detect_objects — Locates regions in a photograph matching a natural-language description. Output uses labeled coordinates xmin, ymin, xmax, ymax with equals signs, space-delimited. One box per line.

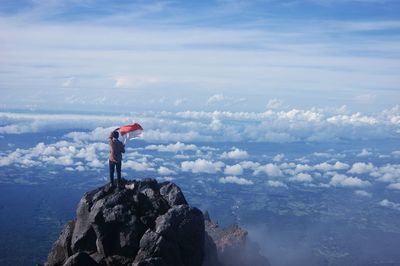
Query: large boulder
xmin=45 ymin=178 xmax=269 ymax=266
xmin=45 ymin=179 xmax=203 ymax=266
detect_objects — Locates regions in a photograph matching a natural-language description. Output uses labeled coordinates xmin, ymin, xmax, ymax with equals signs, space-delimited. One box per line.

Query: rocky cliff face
xmin=44 ymin=178 xmax=269 ymax=266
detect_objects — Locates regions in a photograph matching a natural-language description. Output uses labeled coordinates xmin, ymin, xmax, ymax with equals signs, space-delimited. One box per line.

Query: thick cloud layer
xmin=2 ymin=135 xmax=399 ymax=195
xmin=1 ymin=107 xmax=399 ymax=143
xmin=1 ymin=109 xmax=400 ymax=197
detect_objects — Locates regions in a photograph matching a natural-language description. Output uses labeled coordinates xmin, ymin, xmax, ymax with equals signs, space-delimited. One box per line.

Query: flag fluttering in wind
xmin=119 ymin=123 xmax=143 ymax=144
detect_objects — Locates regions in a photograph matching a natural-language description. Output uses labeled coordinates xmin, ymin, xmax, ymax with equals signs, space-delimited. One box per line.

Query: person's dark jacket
xmin=109 ymin=133 xmax=125 ymax=162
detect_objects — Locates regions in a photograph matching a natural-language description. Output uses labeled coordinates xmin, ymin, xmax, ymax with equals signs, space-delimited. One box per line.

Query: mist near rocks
xmin=247 ymin=220 xmax=400 ymax=266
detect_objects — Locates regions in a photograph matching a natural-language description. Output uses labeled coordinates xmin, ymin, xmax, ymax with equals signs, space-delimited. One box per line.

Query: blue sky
xmin=1 ymin=0 xmax=400 ymax=113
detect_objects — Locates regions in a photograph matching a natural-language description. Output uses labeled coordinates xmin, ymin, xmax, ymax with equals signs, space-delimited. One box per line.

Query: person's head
xmin=112 ymin=131 xmax=119 ymax=139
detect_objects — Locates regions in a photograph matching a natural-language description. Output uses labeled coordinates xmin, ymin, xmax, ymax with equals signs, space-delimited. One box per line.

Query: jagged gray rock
xmin=44 ymin=178 xmax=269 ymax=266
xmin=205 ymin=220 xmax=270 ymax=266
xmin=62 ymin=252 xmax=98 ymax=266
xmin=45 ymin=179 xmax=203 ymax=266
xmin=47 ymin=220 xmax=75 ymax=266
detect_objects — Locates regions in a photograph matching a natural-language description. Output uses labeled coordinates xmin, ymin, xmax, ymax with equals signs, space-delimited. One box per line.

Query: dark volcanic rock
xmin=159 ymin=182 xmax=187 ymax=206
xmin=202 ymin=232 xmax=220 ymax=266
xmin=45 ymin=179 xmax=269 ymax=266
xmin=62 ymin=252 xmax=98 ymax=266
xmin=204 ymin=219 xmax=270 ymax=266
xmin=47 ymin=220 xmax=75 ymax=266
xmin=45 ymin=179 xmax=203 ymax=266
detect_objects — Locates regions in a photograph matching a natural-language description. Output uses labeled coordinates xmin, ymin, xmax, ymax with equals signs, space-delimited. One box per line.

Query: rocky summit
xmin=44 ymin=178 xmax=269 ymax=266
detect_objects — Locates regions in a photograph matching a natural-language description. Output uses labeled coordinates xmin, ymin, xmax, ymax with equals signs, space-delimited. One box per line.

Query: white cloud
xmin=254 ymin=163 xmax=283 ymax=177
xmin=210 ymin=116 xmax=222 ymax=131
xmin=181 ymin=159 xmax=224 ymax=174
xmin=207 ymin=94 xmax=224 ymax=105
xmin=173 ymin=154 xmax=190 ymax=159
xmin=76 ymin=165 xmax=85 ymax=171
xmin=273 ymin=153 xmax=285 ymax=162
xmin=262 ymin=132 xmax=295 ymax=143
xmin=124 ymin=160 xmax=155 ymax=171
xmin=294 ymin=164 xmax=314 ymax=173
xmin=313 ymin=152 xmax=331 ymax=158
xmin=157 ymin=176 xmax=175 ymax=182
xmin=329 ymin=173 xmax=371 ymax=187
xmin=14 ymin=177 xmax=38 ymax=185
xmin=371 ymin=164 xmax=400 ymax=183
xmin=145 ymin=142 xmax=198 ymax=153
xmin=314 ymin=161 xmax=349 ymax=172
xmin=1 ymin=108 xmax=400 ymax=144
xmin=357 ymin=148 xmax=372 ymax=157
xmin=280 ymin=162 xmax=297 ymax=169
xmin=354 ymin=190 xmax=372 ymax=197
xmin=266 ymin=99 xmax=283 ymax=109
xmin=348 ymin=162 xmax=375 ymax=174
xmin=354 ymin=93 xmax=376 ymax=104
xmin=88 ymin=158 xmax=103 ymax=168
xmin=219 ymin=176 xmax=253 ymax=185
xmin=0 ymin=112 xmax=133 ymax=135
xmin=387 ymin=183 xmax=400 ymax=190
xmin=142 ymin=130 xmax=209 ymax=142
xmin=113 ymin=75 xmax=159 ymax=89
xmin=333 ymin=161 xmax=350 ymax=170
xmin=327 ymin=113 xmax=378 ymax=126
xmin=289 ymin=173 xmax=313 ymax=182
xmin=224 ymin=164 xmax=244 ymax=175
xmin=379 ymin=199 xmax=400 ymax=211
xmin=221 ymin=147 xmax=249 ymax=159
xmin=0 ymin=140 xmax=109 ymax=170
xmin=158 ymin=166 xmax=176 ymax=175
xmin=66 ymin=127 xmax=116 ymax=142
xmin=1 ymin=0 xmax=400 ymax=115
xmin=267 ymin=180 xmax=288 ymax=188
xmin=62 ymin=77 xmax=76 ymax=88
xmin=174 ymin=98 xmax=187 ymax=106
xmin=239 ymin=161 xmax=260 ymax=170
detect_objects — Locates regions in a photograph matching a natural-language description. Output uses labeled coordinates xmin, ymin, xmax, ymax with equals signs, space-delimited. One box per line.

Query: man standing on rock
xmin=109 ymin=129 xmax=125 ymax=188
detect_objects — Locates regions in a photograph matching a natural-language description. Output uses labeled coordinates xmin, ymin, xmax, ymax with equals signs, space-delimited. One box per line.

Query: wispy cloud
xmin=266 ymin=99 xmax=283 ymax=110
xmin=379 ymin=199 xmax=400 ymax=211
xmin=207 ymin=94 xmax=225 ymax=105
xmin=1 ymin=1 xmax=399 ymax=111
xmin=145 ymin=142 xmax=198 ymax=153
xmin=113 ymin=75 xmax=159 ymax=89
xmin=354 ymin=190 xmax=372 ymax=197
xmin=267 ymin=180 xmax=288 ymax=188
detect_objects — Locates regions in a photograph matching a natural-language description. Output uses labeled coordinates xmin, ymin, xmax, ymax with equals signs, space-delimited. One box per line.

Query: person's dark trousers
xmin=109 ymin=160 xmax=122 ymax=187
